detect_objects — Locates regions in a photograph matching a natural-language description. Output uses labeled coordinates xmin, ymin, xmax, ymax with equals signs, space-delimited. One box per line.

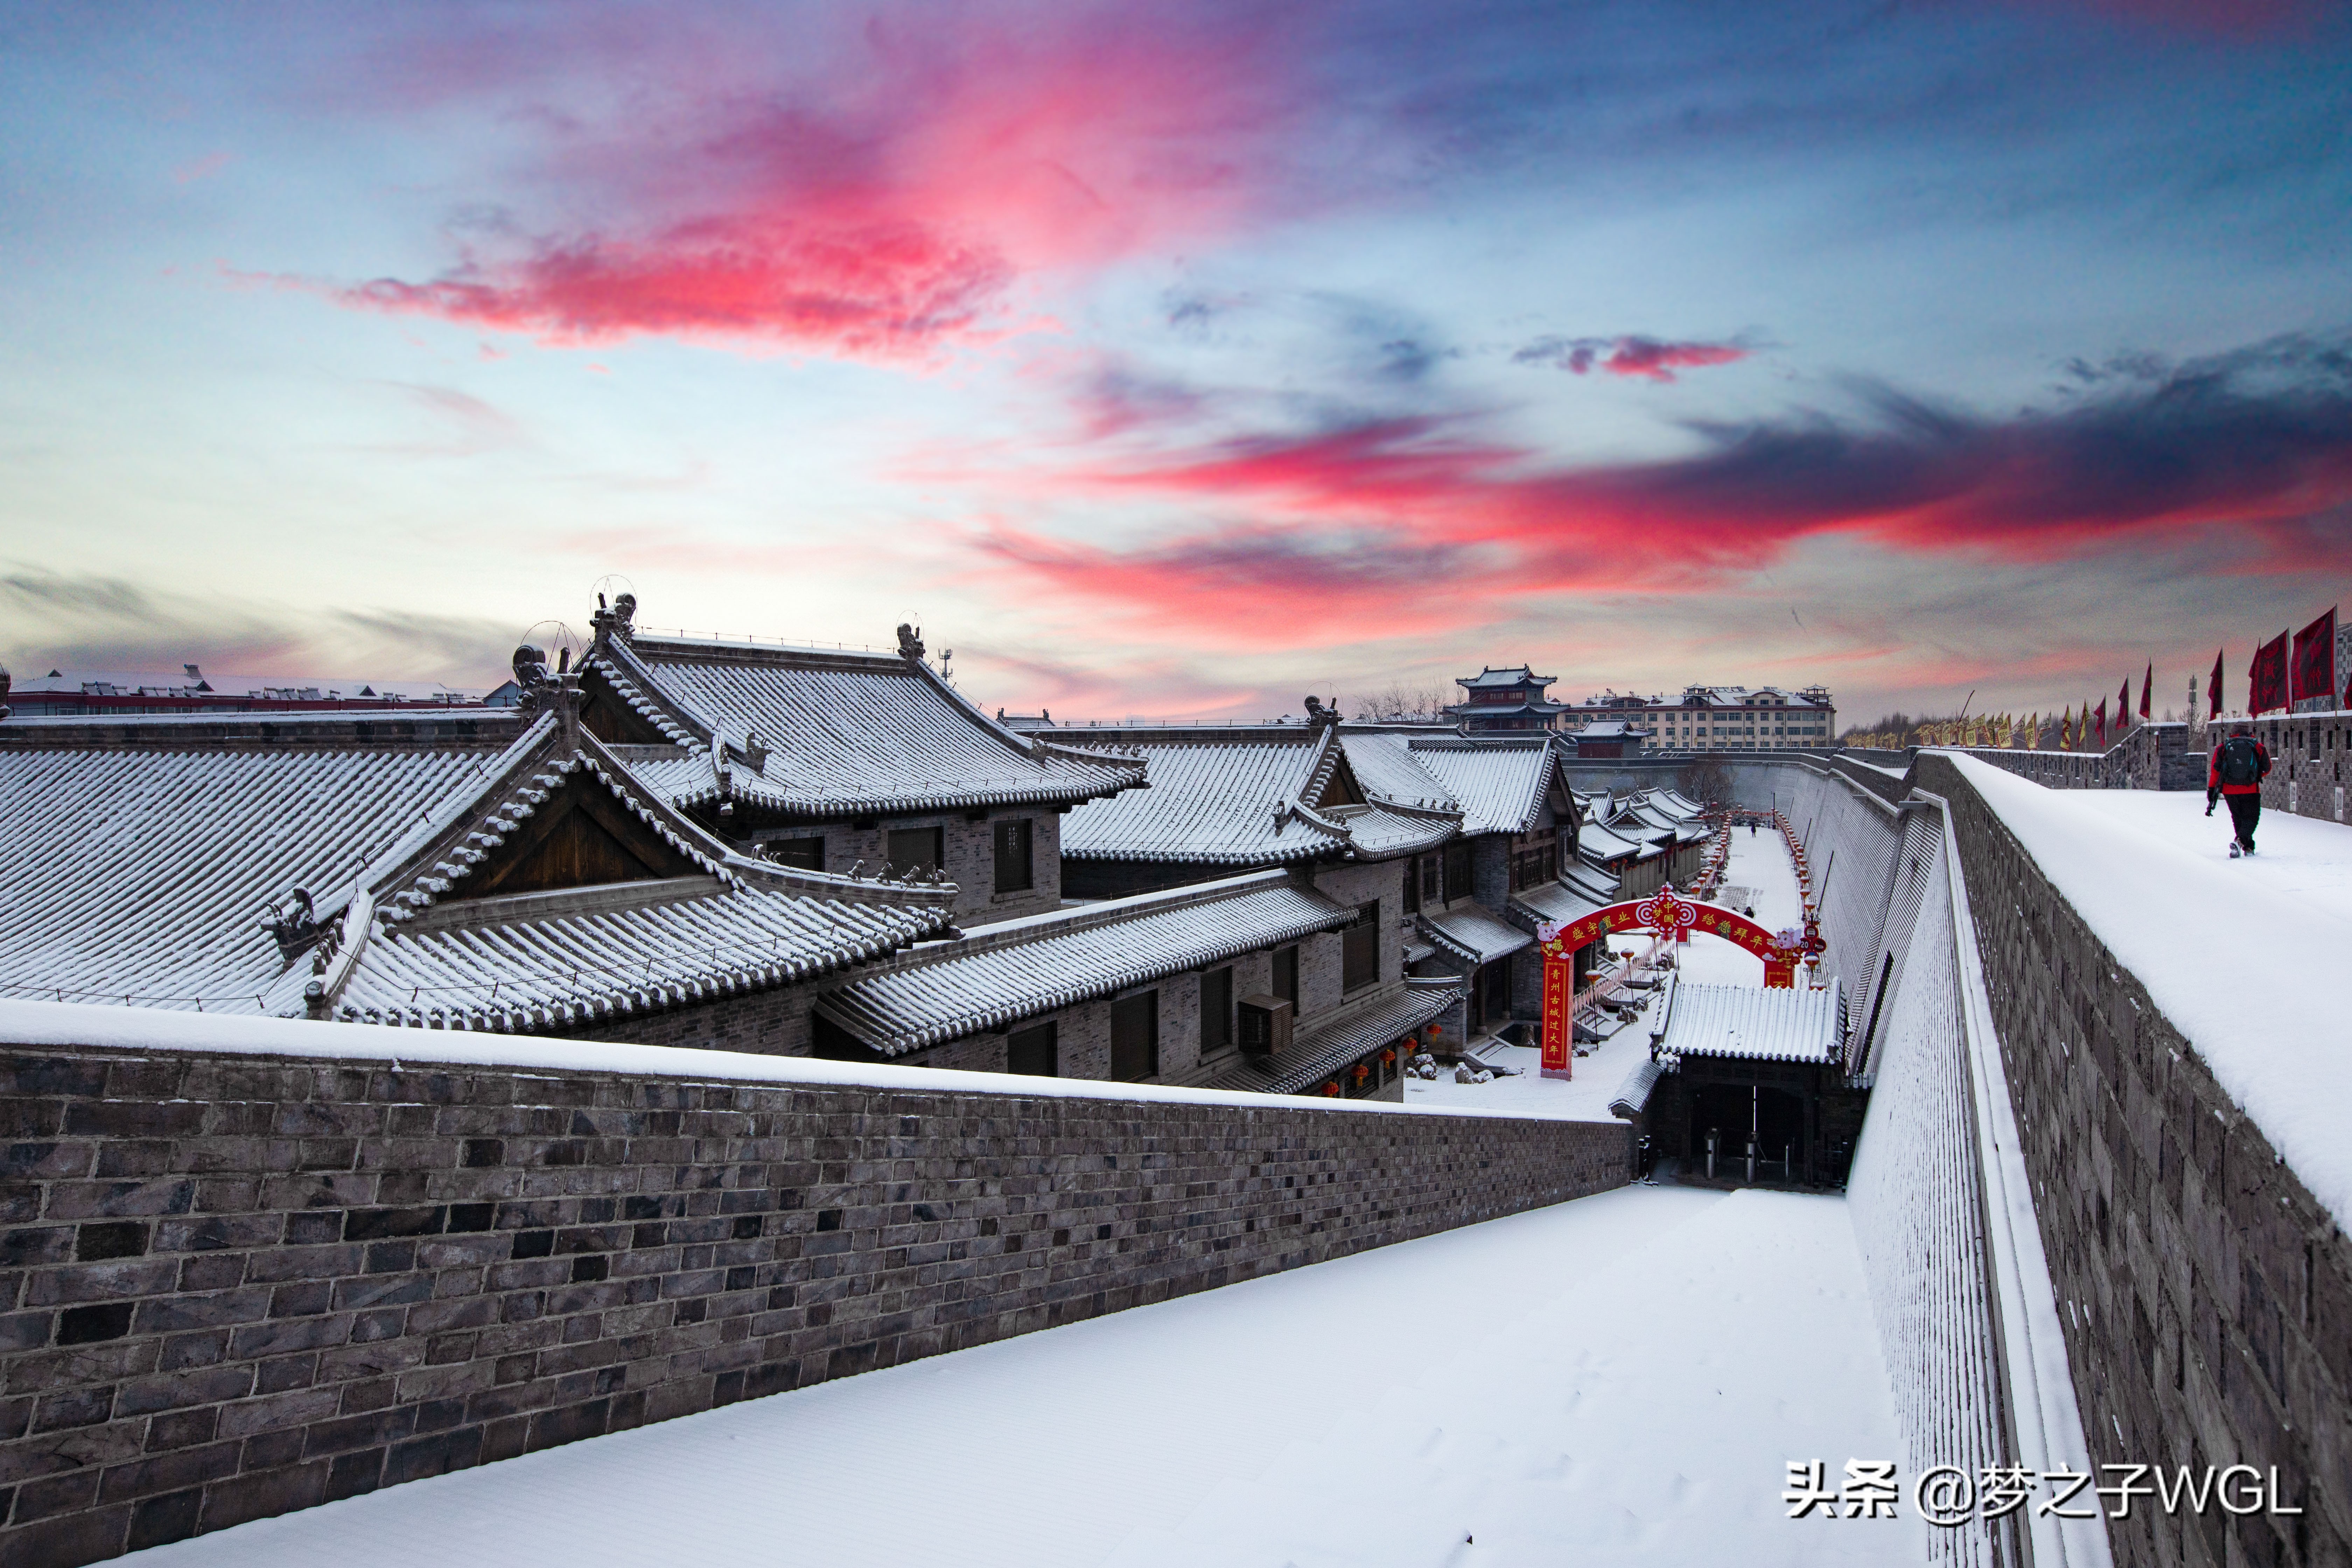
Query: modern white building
xmin=1564 ymin=684 xmax=1837 ymax=751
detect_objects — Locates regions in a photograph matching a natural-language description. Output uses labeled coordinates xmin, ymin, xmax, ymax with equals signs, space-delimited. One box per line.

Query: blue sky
xmin=4 ymin=0 xmax=2348 ymax=724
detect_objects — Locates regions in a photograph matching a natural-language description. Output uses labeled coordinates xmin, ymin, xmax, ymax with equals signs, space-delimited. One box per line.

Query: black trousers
xmin=2225 ymin=791 xmax=2262 ymax=850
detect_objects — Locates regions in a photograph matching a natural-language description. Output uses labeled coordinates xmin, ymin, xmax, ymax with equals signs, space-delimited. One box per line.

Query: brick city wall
xmin=2241 ymin=710 xmax=2352 ymax=825
xmin=0 ymin=1041 xmax=1628 ymax=1565
xmin=1921 ymin=755 xmax=2351 ymax=1568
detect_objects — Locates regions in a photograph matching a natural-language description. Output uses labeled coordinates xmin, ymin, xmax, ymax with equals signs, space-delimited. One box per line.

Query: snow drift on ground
xmin=141 ymin=1186 xmax=1918 ymax=1568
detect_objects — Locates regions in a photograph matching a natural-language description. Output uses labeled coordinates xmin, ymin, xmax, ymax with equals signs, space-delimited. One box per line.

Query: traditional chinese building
xmin=0 ymin=683 xmax=955 ymax=1053
xmin=1609 ymin=978 xmax=1863 ymax=1187
xmin=573 ymin=595 xmax=1145 ymax=924
xmin=1441 ymin=666 xmax=1570 ymax=734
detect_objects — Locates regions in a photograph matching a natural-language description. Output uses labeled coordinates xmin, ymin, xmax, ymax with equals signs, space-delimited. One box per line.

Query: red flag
xmin=2209 ymin=649 xmax=2223 ymax=719
xmin=2118 ymin=678 xmax=2131 ymax=731
xmin=2291 ymin=607 xmax=2337 ymax=705
xmin=2094 ymin=696 xmax=2107 ymax=749
xmin=2139 ymin=663 xmax=2151 ymax=720
xmin=2249 ymin=630 xmax=2290 ymax=715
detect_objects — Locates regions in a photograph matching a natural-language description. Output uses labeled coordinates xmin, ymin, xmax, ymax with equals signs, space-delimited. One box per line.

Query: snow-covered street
xmin=1402 ymin=818 xmax=1808 ymax=1121
xmin=140 ymin=1186 xmax=1915 ymax=1568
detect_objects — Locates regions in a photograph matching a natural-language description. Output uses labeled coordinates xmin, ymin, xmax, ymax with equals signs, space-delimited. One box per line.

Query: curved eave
xmin=1057 ymin=840 xmax=1340 ymax=865
xmin=814 ymin=908 xmax=1356 ymax=1057
xmin=336 ymin=906 xmax=952 ymax=1034
xmin=727 ymin=774 xmax=1141 ymax=819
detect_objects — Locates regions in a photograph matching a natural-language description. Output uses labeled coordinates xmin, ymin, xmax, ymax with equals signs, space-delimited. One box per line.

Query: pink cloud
xmin=318 ymin=13 xmax=1290 ymax=361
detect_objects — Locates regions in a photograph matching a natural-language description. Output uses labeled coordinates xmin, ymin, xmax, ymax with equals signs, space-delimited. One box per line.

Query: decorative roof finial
xmin=0 ymin=662 xmax=10 ymax=721
xmin=896 ymin=623 xmax=925 ymax=662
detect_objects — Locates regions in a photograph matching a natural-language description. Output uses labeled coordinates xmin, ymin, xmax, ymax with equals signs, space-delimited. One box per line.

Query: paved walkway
xmin=146 ymin=1187 xmax=1916 ymax=1568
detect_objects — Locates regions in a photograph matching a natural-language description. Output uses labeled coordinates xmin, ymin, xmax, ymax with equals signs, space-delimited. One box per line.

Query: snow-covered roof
xmin=1200 ymin=976 xmax=1462 ymax=1095
xmin=1610 ymin=1057 xmax=1665 ymax=1118
xmin=1420 ymin=905 xmax=1534 ymax=966
xmin=1508 ymin=879 xmax=1611 ymax=933
xmin=1576 ymin=820 xmax=1650 ymax=864
xmin=1457 ymin=666 xmax=1555 ymax=690
xmin=1561 ymin=861 xmax=1624 ymax=904
xmin=0 ymin=743 xmax=490 ymax=1010
xmin=1652 ymin=978 xmax=1844 ymax=1063
xmin=1061 ymin=725 xmax=1454 ymax=865
xmin=584 ymin=627 xmax=1143 ymax=818
xmin=812 ymin=870 xmax=1353 ymax=1056
xmin=1339 ymin=732 xmax=1460 ymax=813
xmin=1407 ymin=739 xmax=1565 ymax=836
xmin=0 ymin=705 xmax=956 ymax=1030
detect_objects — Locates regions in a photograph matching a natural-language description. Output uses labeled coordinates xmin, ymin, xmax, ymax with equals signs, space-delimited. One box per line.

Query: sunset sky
xmin=5 ymin=0 xmax=2349 ymax=726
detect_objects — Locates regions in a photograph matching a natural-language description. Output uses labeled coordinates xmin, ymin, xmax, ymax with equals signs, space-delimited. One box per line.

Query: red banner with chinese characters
xmin=1540 ymin=938 xmax=1571 ymax=1076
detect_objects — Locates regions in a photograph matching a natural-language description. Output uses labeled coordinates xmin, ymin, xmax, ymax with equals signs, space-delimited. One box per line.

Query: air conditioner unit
xmin=1237 ymin=995 xmax=1293 ymax=1055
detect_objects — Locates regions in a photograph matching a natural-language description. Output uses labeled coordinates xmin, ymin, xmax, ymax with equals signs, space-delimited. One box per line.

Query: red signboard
xmin=1539 ymin=937 xmax=1571 ymax=1077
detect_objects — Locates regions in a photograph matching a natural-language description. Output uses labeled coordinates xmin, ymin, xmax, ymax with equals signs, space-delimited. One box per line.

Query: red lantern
xmin=1323 ymin=1082 xmax=1340 ymax=1096
xmin=1380 ymin=1048 xmax=1396 ymax=1064
xmin=1352 ymin=1062 xmax=1370 ymax=1081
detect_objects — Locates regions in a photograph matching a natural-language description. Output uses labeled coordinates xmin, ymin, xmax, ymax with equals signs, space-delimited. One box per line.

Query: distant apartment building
xmin=1619 ymin=685 xmax=1837 ymax=750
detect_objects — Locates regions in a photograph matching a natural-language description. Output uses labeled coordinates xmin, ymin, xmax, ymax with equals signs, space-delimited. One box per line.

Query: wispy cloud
xmin=1513 ymin=334 xmax=1751 ymax=382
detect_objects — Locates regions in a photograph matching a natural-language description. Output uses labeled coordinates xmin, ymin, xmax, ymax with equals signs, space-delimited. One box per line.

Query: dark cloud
xmin=0 ymin=571 xmax=514 ymax=687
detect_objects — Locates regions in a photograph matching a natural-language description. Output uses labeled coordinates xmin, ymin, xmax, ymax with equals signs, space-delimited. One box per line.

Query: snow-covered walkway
xmin=146 ymin=1187 xmax=1916 ymax=1568
xmin=1951 ymin=762 xmax=2352 ymax=1231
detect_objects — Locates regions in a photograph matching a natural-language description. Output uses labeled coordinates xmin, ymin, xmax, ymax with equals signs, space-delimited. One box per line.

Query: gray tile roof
xmin=1650 ymin=977 xmax=1844 ymax=1063
xmin=1610 ymin=1058 xmax=1665 ymax=1118
xmin=1061 ymin=726 xmax=1454 ymax=865
xmin=1507 ymin=878 xmax=1612 ymax=933
xmin=1576 ymin=820 xmax=1650 ymax=863
xmin=589 ymin=631 xmax=1143 ymax=818
xmin=0 ymin=743 xmax=489 ymax=1011
xmin=1419 ymin=905 xmax=1534 ymax=966
xmin=1200 ymin=976 xmax=1461 ymax=1095
xmin=322 ymin=722 xmax=955 ymax=1030
xmin=0 ymin=713 xmax=956 ymax=1030
xmin=812 ymin=870 xmax=1355 ymax=1056
xmin=1406 ymin=739 xmax=1562 ymax=835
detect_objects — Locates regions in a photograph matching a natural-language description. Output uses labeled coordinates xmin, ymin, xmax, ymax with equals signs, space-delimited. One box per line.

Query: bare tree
xmin=1676 ymin=755 xmax=1734 ymax=805
xmin=1348 ymin=680 xmax=1454 ymax=723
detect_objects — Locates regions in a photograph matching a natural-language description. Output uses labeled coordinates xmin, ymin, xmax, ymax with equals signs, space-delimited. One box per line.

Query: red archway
xmin=1534 ymin=886 xmax=1821 ymax=1076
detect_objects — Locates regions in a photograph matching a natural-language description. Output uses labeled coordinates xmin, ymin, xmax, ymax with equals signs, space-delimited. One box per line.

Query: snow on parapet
xmin=0 ymin=999 xmax=1554 ymax=1123
xmin=1951 ymin=754 xmax=2352 ymax=1230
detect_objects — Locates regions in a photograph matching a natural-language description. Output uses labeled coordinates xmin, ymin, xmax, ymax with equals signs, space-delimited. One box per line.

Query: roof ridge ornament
xmin=591 ymin=589 xmax=638 ymax=643
xmin=896 ymin=623 xmax=925 ymax=662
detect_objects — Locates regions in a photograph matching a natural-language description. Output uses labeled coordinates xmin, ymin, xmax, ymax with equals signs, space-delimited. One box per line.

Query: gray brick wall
xmin=0 ymin=1043 xmax=1628 ymax=1566
xmin=1921 ymin=755 xmax=2351 ymax=1568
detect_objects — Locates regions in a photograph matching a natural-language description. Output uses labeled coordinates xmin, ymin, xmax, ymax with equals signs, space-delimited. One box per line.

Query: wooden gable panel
xmin=1314 ymin=747 xmax=1368 ymax=810
xmin=578 ymin=667 xmax=683 ymax=746
xmin=467 ymin=777 xmax=702 ymax=899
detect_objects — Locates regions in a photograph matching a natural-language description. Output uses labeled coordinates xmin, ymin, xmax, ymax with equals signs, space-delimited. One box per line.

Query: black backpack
xmin=2219 ymin=736 xmax=2263 ymax=786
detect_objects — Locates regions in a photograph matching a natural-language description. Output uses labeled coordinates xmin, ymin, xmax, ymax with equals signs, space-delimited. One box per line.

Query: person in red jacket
xmin=2207 ymin=722 xmax=2272 ymax=856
